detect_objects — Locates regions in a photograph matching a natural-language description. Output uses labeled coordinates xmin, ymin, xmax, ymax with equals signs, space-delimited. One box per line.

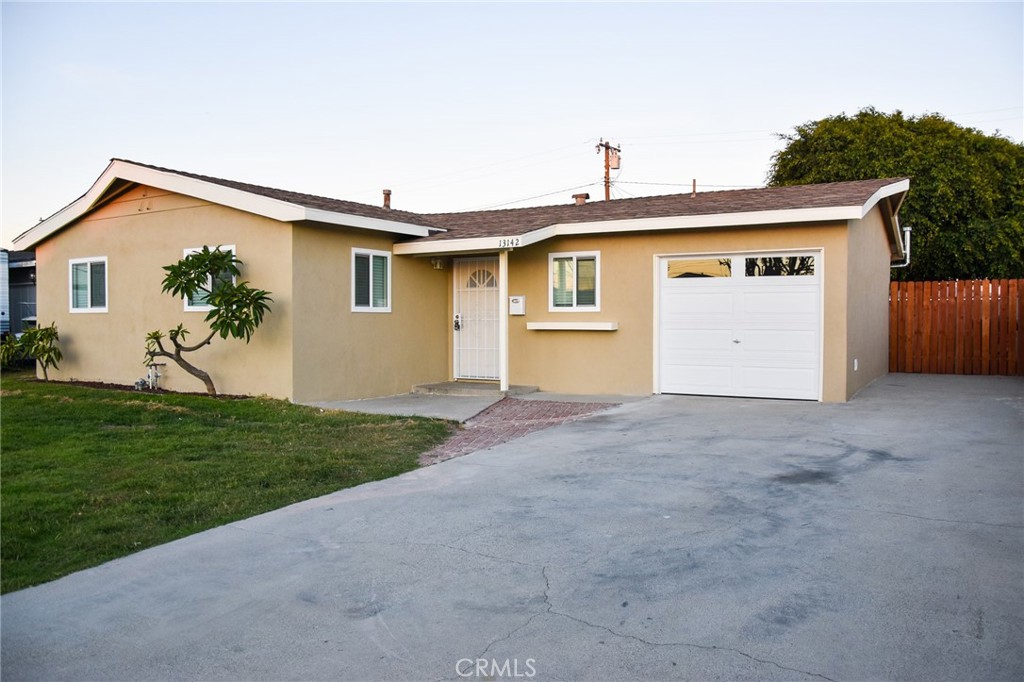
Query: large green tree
xmin=768 ymin=107 xmax=1024 ymax=280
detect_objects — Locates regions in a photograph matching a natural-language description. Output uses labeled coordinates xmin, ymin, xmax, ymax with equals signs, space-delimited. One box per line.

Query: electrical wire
xmin=617 ymin=180 xmax=763 ymax=189
xmin=466 ymin=180 xmax=602 ymax=211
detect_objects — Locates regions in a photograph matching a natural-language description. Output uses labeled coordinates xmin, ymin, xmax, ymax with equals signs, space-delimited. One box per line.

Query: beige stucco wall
xmin=289 ymin=224 xmax=449 ymax=402
xmin=505 ymin=223 xmax=854 ymax=400
xmin=34 ymin=185 xmax=295 ymax=398
xmin=844 ymin=207 xmax=894 ymax=398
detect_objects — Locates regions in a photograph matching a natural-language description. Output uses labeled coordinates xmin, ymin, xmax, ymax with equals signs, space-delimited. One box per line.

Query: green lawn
xmin=0 ymin=370 xmax=452 ymax=593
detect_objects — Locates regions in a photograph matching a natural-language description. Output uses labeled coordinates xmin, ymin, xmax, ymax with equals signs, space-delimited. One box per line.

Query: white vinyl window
xmin=549 ymin=251 xmax=600 ymax=312
xmin=69 ymin=257 xmax=108 ymax=313
xmin=352 ymin=248 xmax=391 ymax=312
xmin=183 ymin=245 xmax=235 ymax=311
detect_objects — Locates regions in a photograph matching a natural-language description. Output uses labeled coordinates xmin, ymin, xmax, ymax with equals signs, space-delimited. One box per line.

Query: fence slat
xmin=889 ymin=279 xmax=1024 ymax=376
xmin=889 ymin=282 xmax=899 ymax=373
xmin=1011 ymin=278 xmax=1019 ymax=376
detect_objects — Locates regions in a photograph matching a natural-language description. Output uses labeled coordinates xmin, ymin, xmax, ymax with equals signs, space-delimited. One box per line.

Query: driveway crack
xmin=474 ymin=566 xmax=554 ymax=659
xmin=835 ymin=505 xmax=1023 ymax=529
xmin=542 ymin=570 xmax=835 ymax=682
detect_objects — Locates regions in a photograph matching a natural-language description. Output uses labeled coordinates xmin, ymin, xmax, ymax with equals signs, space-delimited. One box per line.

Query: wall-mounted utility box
xmin=509 ymin=296 xmax=526 ymax=316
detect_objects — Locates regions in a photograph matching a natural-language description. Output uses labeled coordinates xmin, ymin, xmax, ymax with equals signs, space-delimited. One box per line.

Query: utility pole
xmin=595 ymin=139 xmax=621 ymax=201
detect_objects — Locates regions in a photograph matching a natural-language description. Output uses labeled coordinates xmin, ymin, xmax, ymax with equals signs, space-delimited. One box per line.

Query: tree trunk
xmin=148 ymin=331 xmax=218 ymax=396
xmin=170 ymin=355 xmax=217 ymax=396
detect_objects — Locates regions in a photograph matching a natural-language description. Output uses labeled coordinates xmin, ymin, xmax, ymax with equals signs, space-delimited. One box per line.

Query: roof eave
xmin=12 ymin=159 xmax=436 ymax=248
xmin=395 ymin=205 xmax=867 ymax=256
xmin=395 ymin=178 xmax=912 ymax=256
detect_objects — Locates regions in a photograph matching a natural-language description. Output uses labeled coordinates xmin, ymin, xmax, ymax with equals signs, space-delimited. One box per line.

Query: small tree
xmin=1 ymin=323 xmax=63 ymax=380
xmin=145 ymin=247 xmax=272 ymax=396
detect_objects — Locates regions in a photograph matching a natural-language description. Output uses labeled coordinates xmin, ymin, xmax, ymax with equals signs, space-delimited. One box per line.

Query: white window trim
xmin=183 ymin=245 xmax=236 ymax=312
xmin=68 ymin=256 xmax=108 ymax=313
xmin=548 ymin=251 xmax=600 ymax=312
xmin=351 ymin=248 xmax=392 ymax=313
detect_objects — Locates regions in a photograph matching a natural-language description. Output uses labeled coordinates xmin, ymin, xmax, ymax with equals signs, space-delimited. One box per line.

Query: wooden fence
xmin=889 ymin=279 xmax=1024 ymax=375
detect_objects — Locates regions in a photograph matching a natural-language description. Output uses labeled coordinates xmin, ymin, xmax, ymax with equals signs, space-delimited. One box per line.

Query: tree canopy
xmin=768 ymin=107 xmax=1024 ymax=280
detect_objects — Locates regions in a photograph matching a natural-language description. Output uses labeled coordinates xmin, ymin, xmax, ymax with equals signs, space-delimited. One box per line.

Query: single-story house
xmin=12 ymin=159 xmax=909 ymax=402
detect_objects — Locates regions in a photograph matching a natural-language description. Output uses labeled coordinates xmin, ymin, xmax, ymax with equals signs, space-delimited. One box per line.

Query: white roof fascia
xmin=13 ymin=159 xmax=435 ymax=248
xmin=395 ymin=206 xmax=869 ymax=256
xmin=394 ymin=181 xmax=910 ymax=256
xmin=858 ymin=179 xmax=909 ymax=219
xmin=548 ymin=205 xmax=864 ymax=237
xmin=302 ymin=208 xmax=433 ymax=237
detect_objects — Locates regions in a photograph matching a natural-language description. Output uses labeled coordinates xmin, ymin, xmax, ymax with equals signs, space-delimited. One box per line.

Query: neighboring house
xmin=0 ymin=249 xmax=37 ymax=336
xmin=12 ymin=159 xmax=909 ymax=402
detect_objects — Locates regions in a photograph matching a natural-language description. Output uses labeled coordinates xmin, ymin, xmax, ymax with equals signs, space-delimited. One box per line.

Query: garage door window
xmin=667 ymin=257 xmax=732 ymax=279
xmin=745 ymin=256 xmax=815 ymax=277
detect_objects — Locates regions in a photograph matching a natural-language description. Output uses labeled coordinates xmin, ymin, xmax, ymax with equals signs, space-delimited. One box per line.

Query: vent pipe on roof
xmin=573 ymin=193 xmax=590 ymax=206
xmin=383 ymin=189 xmax=392 ymax=209
xmin=691 ymin=179 xmax=697 ymax=198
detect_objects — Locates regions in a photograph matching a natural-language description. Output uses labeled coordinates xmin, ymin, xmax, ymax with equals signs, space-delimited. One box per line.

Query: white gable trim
xmin=393 ymin=179 xmax=910 ymax=256
xmin=13 ymin=160 xmax=436 ymax=248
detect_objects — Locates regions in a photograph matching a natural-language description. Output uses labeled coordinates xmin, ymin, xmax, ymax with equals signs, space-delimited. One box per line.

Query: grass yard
xmin=0 ymin=370 xmax=453 ymax=594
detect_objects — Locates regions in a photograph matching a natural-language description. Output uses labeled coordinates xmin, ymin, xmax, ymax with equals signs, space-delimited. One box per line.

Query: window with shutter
xmin=548 ymin=252 xmax=600 ymax=311
xmin=69 ymin=257 xmax=108 ymax=313
xmin=352 ymin=249 xmax=391 ymax=312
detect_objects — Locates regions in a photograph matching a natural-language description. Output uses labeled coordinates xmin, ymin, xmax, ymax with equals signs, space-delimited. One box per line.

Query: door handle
xmin=454 ymin=314 xmax=462 ymax=331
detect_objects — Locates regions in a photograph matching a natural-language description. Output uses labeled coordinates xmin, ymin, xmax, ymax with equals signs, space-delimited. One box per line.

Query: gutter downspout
xmin=891 ymin=225 xmax=912 ymax=268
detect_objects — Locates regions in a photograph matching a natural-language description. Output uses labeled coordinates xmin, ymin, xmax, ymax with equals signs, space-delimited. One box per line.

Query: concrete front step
xmin=412 ymin=381 xmax=539 ymax=397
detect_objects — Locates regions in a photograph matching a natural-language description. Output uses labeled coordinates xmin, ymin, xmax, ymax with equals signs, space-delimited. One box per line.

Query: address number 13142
xmin=497 ymin=237 xmax=522 ymax=248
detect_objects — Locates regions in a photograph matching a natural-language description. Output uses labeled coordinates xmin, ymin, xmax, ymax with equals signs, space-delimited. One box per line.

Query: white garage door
xmin=659 ymin=252 xmax=821 ymax=400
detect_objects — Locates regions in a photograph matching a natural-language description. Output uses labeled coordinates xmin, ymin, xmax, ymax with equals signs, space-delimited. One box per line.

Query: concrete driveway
xmin=2 ymin=375 xmax=1022 ymax=681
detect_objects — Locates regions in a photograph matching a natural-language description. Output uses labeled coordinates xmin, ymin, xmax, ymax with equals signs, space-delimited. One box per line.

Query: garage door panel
xmin=661 ymin=329 xmax=735 ymax=353
xmin=662 ymin=290 xmax=735 ymax=315
xmin=741 ymin=329 xmax=818 ymax=353
xmin=740 ymin=289 xmax=818 ymax=315
xmin=739 ymin=366 xmax=818 ymax=399
xmin=662 ymin=362 xmax=735 ymax=393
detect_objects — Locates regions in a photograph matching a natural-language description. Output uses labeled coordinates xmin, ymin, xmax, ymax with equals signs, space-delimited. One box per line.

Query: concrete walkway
xmin=306 ymin=393 xmax=502 ymax=422
xmin=306 ymin=390 xmax=639 ymax=424
xmin=418 ymin=397 xmax=619 ymax=466
xmin=3 ymin=375 xmax=1022 ymax=681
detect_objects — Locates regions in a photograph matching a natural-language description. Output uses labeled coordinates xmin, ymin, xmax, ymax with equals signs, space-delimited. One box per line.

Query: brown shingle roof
xmin=112 ymin=160 xmax=905 ymax=241
xmin=418 ymin=178 xmax=908 ymax=241
xmin=113 ymin=159 xmax=444 ymax=230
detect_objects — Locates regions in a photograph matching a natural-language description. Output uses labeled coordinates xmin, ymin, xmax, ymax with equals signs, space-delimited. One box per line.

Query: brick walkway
xmin=419 ymin=397 xmax=617 ymax=466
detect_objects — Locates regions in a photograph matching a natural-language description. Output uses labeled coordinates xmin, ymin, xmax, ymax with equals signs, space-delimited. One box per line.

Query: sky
xmin=2 ymin=1 xmax=1022 ymax=248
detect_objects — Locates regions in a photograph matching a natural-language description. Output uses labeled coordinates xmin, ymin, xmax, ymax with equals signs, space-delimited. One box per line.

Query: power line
xmin=617 ymin=180 xmax=762 ymax=189
xmin=466 ymin=180 xmax=602 ymax=211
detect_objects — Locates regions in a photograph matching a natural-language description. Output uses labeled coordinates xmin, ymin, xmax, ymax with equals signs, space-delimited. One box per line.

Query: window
xmin=549 ymin=252 xmax=599 ymax=311
xmin=69 ymin=257 xmax=107 ymax=312
xmin=352 ymin=248 xmax=391 ymax=312
xmin=667 ymin=257 xmax=732 ymax=278
xmin=184 ymin=246 xmax=236 ymax=311
xmin=745 ymin=255 xmax=815 ymax=277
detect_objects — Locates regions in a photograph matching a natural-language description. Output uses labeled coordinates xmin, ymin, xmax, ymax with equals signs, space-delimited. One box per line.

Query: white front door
xmin=454 ymin=257 xmax=500 ymax=380
xmin=659 ymin=252 xmax=822 ymax=400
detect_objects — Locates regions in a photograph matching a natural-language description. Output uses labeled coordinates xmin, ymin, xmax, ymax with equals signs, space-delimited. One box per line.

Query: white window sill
xmin=526 ymin=322 xmax=618 ymax=331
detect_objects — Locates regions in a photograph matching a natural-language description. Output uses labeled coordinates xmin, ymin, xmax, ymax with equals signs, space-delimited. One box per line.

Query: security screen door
xmin=453 ymin=257 xmax=499 ymax=380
